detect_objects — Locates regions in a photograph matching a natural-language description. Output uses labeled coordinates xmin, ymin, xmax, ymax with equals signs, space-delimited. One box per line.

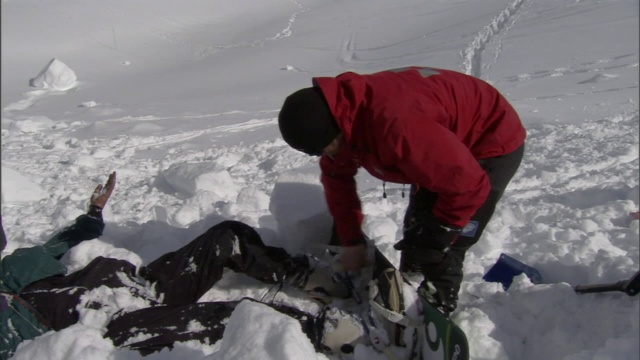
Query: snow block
xmin=158 ymin=162 xmax=239 ymax=200
xmin=483 ymin=253 xmax=542 ymax=290
xmin=269 ymin=167 xmax=333 ymax=253
xmin=218 ymin=300 xmax=318 ymax=359
xmin=1 ymin=166 xmax=47 ymax=204
xmin=29 ymin=58 xmax=78 ymax=91
xmin=9 ymin=116 xmax=56 ymax=133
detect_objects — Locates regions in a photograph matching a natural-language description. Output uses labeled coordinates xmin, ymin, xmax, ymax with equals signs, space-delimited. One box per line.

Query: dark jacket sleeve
xmin=0 ymin=214 xmax=104 ymax=293
xmin=41 ymin=213 xmax=104 ymax=259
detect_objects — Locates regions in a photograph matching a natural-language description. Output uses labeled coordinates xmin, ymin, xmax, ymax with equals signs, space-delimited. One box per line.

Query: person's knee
xmin=207 ymin=220 xmax=249 ymax=234
xmin=399 ymin=245 xmax=446 ymax=275
xmin=201 ymin=220 xmax=262 ymax=248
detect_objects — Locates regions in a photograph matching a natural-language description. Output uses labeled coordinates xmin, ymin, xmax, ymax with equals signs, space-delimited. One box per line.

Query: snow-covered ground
xmin=1 ymin=0 xmax=638 ymax=359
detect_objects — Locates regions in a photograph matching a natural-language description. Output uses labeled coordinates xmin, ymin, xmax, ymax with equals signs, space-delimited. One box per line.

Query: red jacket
xmin=314 ymin=67 xmax=526 ymax=246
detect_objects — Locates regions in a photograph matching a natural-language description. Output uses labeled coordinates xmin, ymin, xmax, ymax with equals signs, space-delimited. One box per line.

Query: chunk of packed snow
xmin=29 ymin=58 xmax=78 ymax=91
xmin=159 ymin=163 xmax=239 ymax=200
xmin=269 ymin=167 xmax=333 ymax=253
xmin=205 ymin=299 xmax=319 ymax=360
xmin=1 ymin=166 xmax=47 ymax=204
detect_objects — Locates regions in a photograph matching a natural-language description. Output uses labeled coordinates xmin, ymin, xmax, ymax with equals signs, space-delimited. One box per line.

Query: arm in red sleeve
xmin=319 ymin=154 xmax=365 ymax=246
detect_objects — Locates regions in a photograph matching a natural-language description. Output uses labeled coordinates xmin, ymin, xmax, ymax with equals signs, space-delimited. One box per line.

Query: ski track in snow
xmin=501 ymin=54 xmax=638 ymax=101
xmin=188 ymin=0 xmax=307 ymax=58
xmin=335 ymin=0 xmax=532 ymax=73
xmin=460 ymin=0 xmax=529 ymax=77
xmin=269 ymin=0 xmax=305 ymax=40
xmin=339 ymin=29 xmax=358 ymax=66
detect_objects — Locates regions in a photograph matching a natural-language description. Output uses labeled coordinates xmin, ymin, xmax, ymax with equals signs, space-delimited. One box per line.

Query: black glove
xmin=394 ymin=218 xmax=461 ymax=253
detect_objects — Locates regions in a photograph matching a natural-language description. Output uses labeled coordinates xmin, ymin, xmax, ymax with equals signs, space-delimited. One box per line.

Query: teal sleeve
xmin=1 ymin=246 xmax=66 ymax=293
xmin=0 ymin=214 xmax=104 ymax=293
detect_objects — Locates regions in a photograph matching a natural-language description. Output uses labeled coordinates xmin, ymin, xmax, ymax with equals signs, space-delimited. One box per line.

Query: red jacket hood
xmin=312 ymin=75 xmax=367 ymax=145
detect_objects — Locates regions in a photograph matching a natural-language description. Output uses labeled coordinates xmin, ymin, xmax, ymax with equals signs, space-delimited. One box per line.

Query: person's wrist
xmin=87 ymin=204 xmax=103 ymax=218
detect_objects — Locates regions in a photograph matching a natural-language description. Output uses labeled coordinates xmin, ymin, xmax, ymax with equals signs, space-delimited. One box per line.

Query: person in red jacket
xmin=278 ymin=66 xmax=526 ymax=316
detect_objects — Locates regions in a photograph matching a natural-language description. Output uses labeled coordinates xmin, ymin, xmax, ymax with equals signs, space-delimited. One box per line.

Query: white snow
xmin=1 ymin=0 xmax=638 ymax=359
xmin=1 ymin=167 xmax=47 ymax=204
xmin=207 ymin=300 xmax=322 ymax=360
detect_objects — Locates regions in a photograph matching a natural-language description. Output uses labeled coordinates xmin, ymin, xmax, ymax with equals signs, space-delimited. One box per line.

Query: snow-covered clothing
xmin=1 ymin=213 xmax=104 ymax=359
xmin=0 ymin=217 xmax=351 ymax=358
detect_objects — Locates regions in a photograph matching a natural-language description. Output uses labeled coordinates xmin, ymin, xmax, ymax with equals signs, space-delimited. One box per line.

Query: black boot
xmin=419 ymin=280 xmax=458 ymax=317
xmin=405 ymin=248 xmax=463 ymax=317
xmin=398 ymin=250 xmax=458 ymax=316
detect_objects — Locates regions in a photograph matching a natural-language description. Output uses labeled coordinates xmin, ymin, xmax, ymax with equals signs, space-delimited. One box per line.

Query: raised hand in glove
xmin=89 ymin=171 xmax=116 ymax=213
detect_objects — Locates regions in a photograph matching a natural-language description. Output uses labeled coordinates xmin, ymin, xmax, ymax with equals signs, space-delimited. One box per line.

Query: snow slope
xmin=1 ymin=0 xmax=638 ymax=359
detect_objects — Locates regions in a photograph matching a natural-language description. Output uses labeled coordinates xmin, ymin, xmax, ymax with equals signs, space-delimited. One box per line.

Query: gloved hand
xmin=86 ymin=171 xmax=116 ymax=218
xmin=394 ymin=218 xmax=461 ymax=253
xmin=89 ymin=171 xmax=116 ymax=210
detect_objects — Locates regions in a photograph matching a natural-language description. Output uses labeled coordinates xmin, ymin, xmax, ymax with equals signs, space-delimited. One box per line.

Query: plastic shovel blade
xmin=483 ymin=253 xmax=543 ymax=290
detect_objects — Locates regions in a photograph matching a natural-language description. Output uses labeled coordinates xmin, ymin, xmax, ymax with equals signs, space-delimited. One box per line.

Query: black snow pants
xmin=104 ymin=297 xmax=323 ymax=355
xmin=400 ymin=144 xmax=525 ymax=298
xmin=19 ymin=220 xmax=318 ymax=354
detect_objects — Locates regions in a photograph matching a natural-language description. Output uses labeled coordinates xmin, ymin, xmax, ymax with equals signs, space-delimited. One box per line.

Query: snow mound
xmin=1 ymin=166 xmax=47 ymax=204
xmin=9 ymin=116 xmax=56 ymax=133
xmin=29 ymin=58 xmax=78 ymax=91
xmin=62 ymin=239 xmax=144 ymax=273
xmin=206 ymin=299 xmax=318 ymax=360
xmin=158 ymin=162 xmax=239 ymax=200
xmin=12 ymin=325 xmax=114 ymax=360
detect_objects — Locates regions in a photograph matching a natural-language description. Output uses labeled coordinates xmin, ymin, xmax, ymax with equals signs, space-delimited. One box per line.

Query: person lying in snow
xmin=0 ymin=172 xmax=424 ymax=359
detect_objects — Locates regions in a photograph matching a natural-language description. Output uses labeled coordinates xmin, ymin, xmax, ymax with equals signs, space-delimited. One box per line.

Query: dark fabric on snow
xmin=20 ymin=257 xmax=140 ymax=331
xmin=3 ymin=219 xmax=314 ymax=358
xmin=139 ymin=220 xmax=299 ymax=306
xmin=106 ymin=297 xmax=323 ymax=355
xmin=1 ymin=214 xmax=104 ymax=294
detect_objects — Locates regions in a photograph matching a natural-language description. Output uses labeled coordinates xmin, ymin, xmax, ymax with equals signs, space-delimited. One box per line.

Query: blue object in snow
xmin=483 ymin=253 xmax=542 ymax=290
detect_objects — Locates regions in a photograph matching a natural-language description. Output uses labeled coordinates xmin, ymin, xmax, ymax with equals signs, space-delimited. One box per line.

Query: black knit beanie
xmin=278 ymin=87 xmax=341 ymax=155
